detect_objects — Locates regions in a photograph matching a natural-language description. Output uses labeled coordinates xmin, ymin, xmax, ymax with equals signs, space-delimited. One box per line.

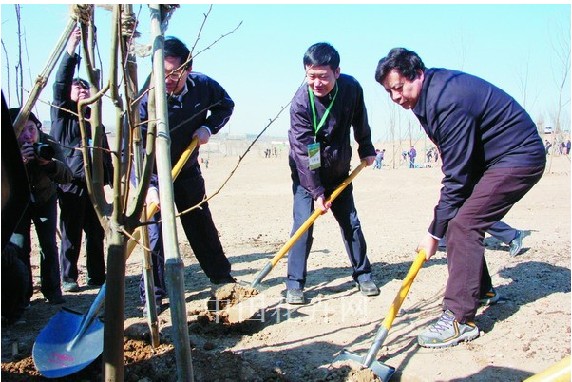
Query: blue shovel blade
xmin=32 ymin=308 xmax=104 ymax=378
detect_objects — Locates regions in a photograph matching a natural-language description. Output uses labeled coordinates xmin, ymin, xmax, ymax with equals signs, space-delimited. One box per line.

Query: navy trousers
xmin=487 ymin=221 xmax=518 ymax=244
xmin=1 ymin=242 xmax=30 ymax=321
xmin=14 ymin=193 xmax=62 ymax=300
xmin=444 ymin=165 xmax=545 ymax=323
xmin=140 ymin=166 xmax=231 ymax=302
xmin=286 ymin=182 xmax=372 ymax=290
xmin=439 ymin=220 xmax=517 ymax=246
xmin=58 ymin=189 xmax=106 ymax=284
xmin=139 ymin=213 xmax=166 ymax=302
xmin=172 ymin=171 xmax=231 ymax=280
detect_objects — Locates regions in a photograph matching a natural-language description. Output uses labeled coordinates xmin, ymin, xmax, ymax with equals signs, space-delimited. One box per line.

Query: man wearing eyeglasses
xmin=138 ymin=36 xmax=236 ymax=314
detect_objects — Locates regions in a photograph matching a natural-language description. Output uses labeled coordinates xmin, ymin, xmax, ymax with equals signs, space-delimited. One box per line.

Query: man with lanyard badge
xmin=286 ymin=42 xmax=379 ymax=304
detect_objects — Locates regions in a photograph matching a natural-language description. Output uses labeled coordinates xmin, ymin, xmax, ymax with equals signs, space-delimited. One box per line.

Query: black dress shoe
xmin=286 ymin=289 xmax=306 ymax=304
xmin=356 ymin=280 xmax=380 ymax=297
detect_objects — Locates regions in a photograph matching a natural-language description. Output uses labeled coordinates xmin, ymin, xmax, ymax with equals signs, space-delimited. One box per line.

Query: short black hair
xmin=9 ymin=107 xmax=41 ymax=129
xmin=303 ymin=42 xmax=340 ymax=71
xmin=164 ymin=36 xmax=193 ymax=69
xmin=374 ymin=48 xmax=426 ymax=85
xmin=72 ymin=77 xmax=89 ymax=89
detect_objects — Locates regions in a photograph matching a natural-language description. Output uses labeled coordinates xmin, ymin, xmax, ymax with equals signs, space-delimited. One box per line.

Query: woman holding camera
xmin=11 ymin=108 xmax=72 ymax=305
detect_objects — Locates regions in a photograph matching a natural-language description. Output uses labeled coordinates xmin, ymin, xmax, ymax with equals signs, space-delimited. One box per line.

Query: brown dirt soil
xmin=2 ymin=147 xmax=570 ymax=381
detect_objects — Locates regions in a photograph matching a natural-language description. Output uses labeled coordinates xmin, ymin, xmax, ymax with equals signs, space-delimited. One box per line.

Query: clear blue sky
xmin=1 ymin=3 xmax=570 ymax=142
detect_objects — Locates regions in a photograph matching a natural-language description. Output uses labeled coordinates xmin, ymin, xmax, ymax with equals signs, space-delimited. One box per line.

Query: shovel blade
xmin=33 ymin=308 xmax=104 ymax=378
xmin=334 ymin=349 xmax=395 ymax=382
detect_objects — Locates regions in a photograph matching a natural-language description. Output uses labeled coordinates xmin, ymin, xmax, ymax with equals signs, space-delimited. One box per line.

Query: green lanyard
xmin=308 ymin=83 xmax=338 ymax=138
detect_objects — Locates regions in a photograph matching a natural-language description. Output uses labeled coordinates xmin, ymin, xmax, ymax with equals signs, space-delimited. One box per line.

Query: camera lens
xmin=33 ymin=143 xmax=55 ymax=161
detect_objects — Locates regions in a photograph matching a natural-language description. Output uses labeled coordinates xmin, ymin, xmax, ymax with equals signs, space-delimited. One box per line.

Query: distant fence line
xmin=202 ymin=135 xmax=288 ymax=158
xmin=104 ymin=131 xmax=568 ymax=167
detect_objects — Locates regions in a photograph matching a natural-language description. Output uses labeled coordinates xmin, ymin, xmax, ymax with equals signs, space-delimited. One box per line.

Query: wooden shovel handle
xmin=381 ymin=250 xmax=427 ymax=330
xmin=270 ymin=160 xmax=368 ymax=267
xmin=125 ymin=136 xmax=199 ymax=259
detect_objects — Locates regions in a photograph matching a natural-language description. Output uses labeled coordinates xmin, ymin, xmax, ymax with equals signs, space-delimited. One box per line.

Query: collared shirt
xmin=167 ymin=81 xmax=189 ymax=108
xmin=288 ymin=73 xmax=375 ymax=199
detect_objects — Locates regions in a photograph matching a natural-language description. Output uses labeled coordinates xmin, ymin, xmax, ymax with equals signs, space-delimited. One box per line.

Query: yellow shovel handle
xmin=125 ymin=136 xmax=199 ymax=259
xmin=270 ymin=161 xmax=367 ymax=267
xmin=381 ymin=250 xmax=427 ymax=330
xmin=524 ymin=355 xmax=571 ymax=382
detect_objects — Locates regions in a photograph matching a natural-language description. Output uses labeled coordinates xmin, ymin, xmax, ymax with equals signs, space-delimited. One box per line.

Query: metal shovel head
xmin=32 ymin=307 xmax=104 ymax=378
xmin=237 ymin=279 xmax=269 ymax=293
xmin=334 ymin=349 xmax=395 ymax=382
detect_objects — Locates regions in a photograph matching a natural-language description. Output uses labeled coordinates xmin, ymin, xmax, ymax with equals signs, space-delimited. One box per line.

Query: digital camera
xmin=33 ymin=143 xmax=55 ymax=161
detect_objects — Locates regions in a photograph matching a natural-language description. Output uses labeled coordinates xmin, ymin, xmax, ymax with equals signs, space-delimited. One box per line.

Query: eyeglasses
xmin=165 ymin=69 xmax=186 ymax=81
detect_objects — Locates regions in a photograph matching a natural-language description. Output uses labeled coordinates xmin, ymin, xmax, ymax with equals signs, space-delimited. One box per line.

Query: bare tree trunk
xmin=102 ymin=235 xmax=126 ymax=382
xmin=149 ymin=5 xmax=194 ymax=381
xmin=103 ymin=5 xmax=126 ymax=382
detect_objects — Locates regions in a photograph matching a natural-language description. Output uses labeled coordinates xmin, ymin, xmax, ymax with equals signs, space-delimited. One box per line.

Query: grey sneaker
xmin=62 ymin=281 xmax=80 ymax=293
xmin=479 ymin=288 xmax=500 ymax=306
xmin=417 ymin=310 xmax=479 ymax=348
xmin=509 ymin=230 xmax=524 ymax=257
xmin=356 ymin=280 xmax=380 ymax=297
xmin=286 ymin=289 xmax=306 ymax=305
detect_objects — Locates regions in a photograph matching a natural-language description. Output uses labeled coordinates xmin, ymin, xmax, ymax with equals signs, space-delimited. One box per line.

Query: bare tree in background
xmin=548 ymin=19 xmax=571 ymax=137
xmin=546 ymin=18 xmax=571 ymax=170
xmin=15 ymin=4 xmax=23 ymax=106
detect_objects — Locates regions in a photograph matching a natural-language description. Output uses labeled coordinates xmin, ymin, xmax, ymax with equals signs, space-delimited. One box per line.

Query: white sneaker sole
xmin=418 ymin=328 xmax=480 ymax=348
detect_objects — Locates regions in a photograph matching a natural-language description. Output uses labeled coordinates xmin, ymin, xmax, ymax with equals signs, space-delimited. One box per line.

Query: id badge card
xmin=308 ymin=142 xmax=321 ymax=170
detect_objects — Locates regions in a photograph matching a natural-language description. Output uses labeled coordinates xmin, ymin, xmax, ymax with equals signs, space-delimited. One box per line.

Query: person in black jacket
xmin=1 ymin=242 xmax=29 ymax=325
xmin=50 ymin=27 xmax=112 ymax=292
xmin=11 ymin=109 xmax=73 ymax=305
xmin=286 ymin=42 xmax=378 ymax=305
xmin=375 ymin=48 xmax=545 ymax=348
xmin=138 ymin=36 xmax=236 ymax=313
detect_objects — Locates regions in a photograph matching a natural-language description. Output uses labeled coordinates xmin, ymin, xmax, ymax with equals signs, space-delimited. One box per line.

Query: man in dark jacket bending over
xmin=375 ymin=48 xmax=545 ymax=348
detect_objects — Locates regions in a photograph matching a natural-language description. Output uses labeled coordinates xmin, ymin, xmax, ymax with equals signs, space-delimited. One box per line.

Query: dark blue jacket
xmin=289 ymin=73 xmax=375 ymax=199
xmin=139 ymin=71 xmax=234 ymax=181
xmin=412 ymin=68 xmax=545 ymax=238
xmin=50 ymin=52 xmax=113 ymax=194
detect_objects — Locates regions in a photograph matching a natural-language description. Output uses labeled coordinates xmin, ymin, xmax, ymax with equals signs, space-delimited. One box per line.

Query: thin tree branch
xmin=191 ymin=21 xmax=242 ymax=62
xmin=174 ymin=101 xmax=291 ymax=219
